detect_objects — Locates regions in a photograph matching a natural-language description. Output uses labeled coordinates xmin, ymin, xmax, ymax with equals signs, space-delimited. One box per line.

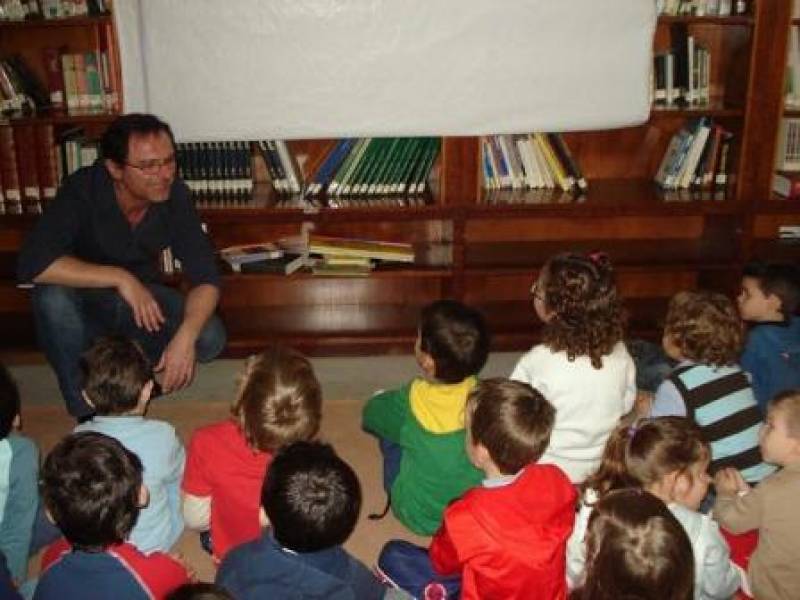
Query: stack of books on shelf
xmin=300 ymin=137 xmax=440 ymax=206
xmin=651 ymin=29 xmax=710 ymax=108
xmin=654 ymin=117 xmax=733 ymax=194
xmin=0 ymin=0 xmax=110 ymax=20
xmin=0 ymin=122 xmax=97 ymax=216
xmin=176 ymin=141 xmax=253 ymax=200
xmin=307 ymin=234 xmax=414 ymax=277
xmin=656 ymin=0 xmax=749 ymax=16
xmin=481 ymin=133 xmax=587 ymax=197
xmin=0 ymin=49 xmax=117 ymax=116
xmin=774 ymin=117 xmax=800 ymax=199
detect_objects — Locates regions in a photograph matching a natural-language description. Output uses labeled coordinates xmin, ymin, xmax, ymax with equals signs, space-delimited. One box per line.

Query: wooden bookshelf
xmin=0 ymin=2 xmax=796 ymax=356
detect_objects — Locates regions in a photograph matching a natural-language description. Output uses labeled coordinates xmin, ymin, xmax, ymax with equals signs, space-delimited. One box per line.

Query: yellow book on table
xmin=308 ymin=234 xmax=414 ymax=263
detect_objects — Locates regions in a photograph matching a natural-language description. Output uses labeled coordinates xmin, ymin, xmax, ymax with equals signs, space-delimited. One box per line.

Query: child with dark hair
xmin=649 ymin=291 xmax=774 ymax=485
xmin=570 ymin=489 xmax=694 ymax=600
xmin=362 ymin=300 xmax=490 ymax=535
xmin=511 ymin=251 xmax=636 ymax=483
xmin=75 ymin=335 xmax=185 ymax=554
xmin=378 ymin=378 xmax=576 ymax=600
xmin=35 ymin=432 xmax=190 ymax=599
xmin=166 ymin=583 xmax=234 ymax=600
xmin=182 ymin=344 xmax=322 ymax=562
xmin=0 ymin=362 xmax=39 ymax=584
xmin=738 ymin=261 xmax=800 ymax=412
xmin=714 ymin=389 xmax=800 ymax=599
xmin=567 ymin=417 xmax=741 ymax=599
xmin=216 ymin=441 xmax=401 ymax=600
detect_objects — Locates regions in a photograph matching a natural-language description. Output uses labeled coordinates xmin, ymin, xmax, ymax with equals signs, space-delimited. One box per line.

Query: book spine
xmin=13 ymin=123 xmax=41 ymax=214
xmin=0 ymin=126 xmax=21 ymax=214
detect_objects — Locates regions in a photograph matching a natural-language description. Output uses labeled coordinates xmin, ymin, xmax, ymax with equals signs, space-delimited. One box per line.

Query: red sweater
xmin=430 ymin=463 xmax=576 ymax=600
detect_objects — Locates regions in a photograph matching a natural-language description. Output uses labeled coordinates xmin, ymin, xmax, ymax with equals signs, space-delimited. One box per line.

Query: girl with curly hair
xmin=510 ymin=251 xmax=636 ymax=483
xmin=649 ymin=290 xmax=774 ymax=487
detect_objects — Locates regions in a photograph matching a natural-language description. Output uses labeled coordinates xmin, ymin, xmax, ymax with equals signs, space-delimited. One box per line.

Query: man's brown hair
xmin=232 ymin=344 xmax=322 ymax=452
xmin=664 ymin=290 xmax=743 ymax=366
xmin=80 ymin=336 xmax=151 ymax=415
xmin=467 ymin=378 xmax=555 ymax=474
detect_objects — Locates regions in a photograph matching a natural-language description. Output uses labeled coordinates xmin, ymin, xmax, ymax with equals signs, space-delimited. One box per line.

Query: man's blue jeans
xmin=31 ymin=283 xmax=226 ymax=418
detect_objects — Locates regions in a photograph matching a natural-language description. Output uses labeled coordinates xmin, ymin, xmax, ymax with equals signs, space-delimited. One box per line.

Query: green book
xmin=410 ymin=138 xmax=441 ymax=195
xmin=398 ymin=138 xmax=428 ymax=194
xmin=338 ymin=137 xmax=372 ymax=196
xmin=368 ymin=137 xmax=401 ymax=195
xmin=389 ymin=138 xmax=420 ymax=194
xmin=328 ymin=137 xmax=366 ymax=196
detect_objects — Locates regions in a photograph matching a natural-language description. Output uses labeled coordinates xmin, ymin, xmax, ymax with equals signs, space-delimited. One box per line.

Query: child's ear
xmin=11 ymin=414 xmax=20 ymax=431
xmin=138 ymin=484 xmax=150 ymax=509
xmin=418 ymin=351 xmax=436 ymax=379
xmin=81 ymin=390 xmax=96 ymax=409
xmin=44 ymin=507 xmax=56 ymax=525
xmin=258 ymin=507 xmax=270 ymax=529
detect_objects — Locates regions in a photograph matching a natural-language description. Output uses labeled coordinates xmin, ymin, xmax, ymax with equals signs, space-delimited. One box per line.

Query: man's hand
xmin=155 ymin=327 xmax=196 ymax=393
xmin=117 ymin=274 xmax=165 ymax=332
xmin=714 ymin=467 xmax=751 ymax=496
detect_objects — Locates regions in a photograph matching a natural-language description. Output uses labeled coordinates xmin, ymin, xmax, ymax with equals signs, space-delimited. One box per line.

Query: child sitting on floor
xmin=737 ymin=261 xmax=800 ymax=413
xmin=377 ymin=378 xmax=576 ymax=600
xmin=216 ymin=441 xmax=409 ymax=599
xmin=570 ymin=489 xmax=694 ymax=600
xmin=182 ymin=344 xmax=322 ymax=562
xmin=714 ymin=389 xmax=800 ymax=600
xmin=510 ymin=251 xmax=636 ymax=484
xmin=649 ymin=290 xmax=774 ymax=486
xmin=35 ymin=432 xmax=190 ymax=599
xmin=362 ymin=299 xmax=489 ymax=535
xmin=567 ymin=417 xmax=741 ymax=599
xmin=76 ymin=335 xmax=185 ymax=553
xmin=0 ymin=362 xmax=39 ymax=584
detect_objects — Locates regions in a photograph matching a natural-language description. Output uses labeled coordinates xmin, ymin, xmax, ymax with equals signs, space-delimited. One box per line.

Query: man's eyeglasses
xmin=125 ymin=155 xmax=176 ymax=175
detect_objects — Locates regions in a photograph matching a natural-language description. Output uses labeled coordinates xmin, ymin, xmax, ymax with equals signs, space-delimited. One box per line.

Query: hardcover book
xmin=308 ymin=234 xmax=414 ymax=263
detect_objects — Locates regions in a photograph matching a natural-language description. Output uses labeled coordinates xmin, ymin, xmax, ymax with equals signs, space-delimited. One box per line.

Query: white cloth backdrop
xmin=115 ymin=0 xmax=656 ymax=141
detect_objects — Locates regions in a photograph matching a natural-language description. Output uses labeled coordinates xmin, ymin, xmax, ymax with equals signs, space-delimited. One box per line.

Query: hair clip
xmin=627 ymin=419 xmax=641 ymax=440
xmin=587 ymin=251 xmax=608 ymax=266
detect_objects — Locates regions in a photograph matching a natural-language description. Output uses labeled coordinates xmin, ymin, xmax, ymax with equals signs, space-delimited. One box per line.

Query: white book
xmin=686 ymin=35 xmax=695 ymax=104
xmin=678 ymin=122 xmax=711 ymax=189
xmin=530 ymin=134 xmax=554 ymax=188
xmin=499 ymin=135 xmax=524 ymax=189
xmin=515 ymin=136 xmax=538 ymax=189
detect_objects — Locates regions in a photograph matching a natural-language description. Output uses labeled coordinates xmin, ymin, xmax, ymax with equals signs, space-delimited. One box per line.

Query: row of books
xmin=657 ymin=0 xmax=748 ymax=16
xmin=300 ymin=137 xmax=440 ymax=200
xmin=654 ymin=117 xmax=733 ymax=190
xmin=652 ymin=33 xmax=710 ymax=107
xmin=176 ymin=141 xmax=254 ymax=198
xmin=0 ymin=122 xmax=96 ymax=216
xmin=776 ymin=118 xmax=800 ymax=173
xmin=481 ymin=133 xmax=587 ymax=195
xmin=0 ymin=0 xmax=108 ymax=20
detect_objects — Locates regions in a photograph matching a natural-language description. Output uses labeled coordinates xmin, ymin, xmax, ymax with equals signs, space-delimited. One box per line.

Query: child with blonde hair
xmin=181 ymin=344 xmax=322 ymax=562
xmin=570 ymin=489 xmax=694 ymax=600
xmin=510 ymin=251 xmax=636 ymax=483
xmin=567 ymin=417 xmax=741 ymax=599
xmin=714 ymin=389 xmax=800 ymax=599
xmin=649 ymin=290 xmax=774 ymax=485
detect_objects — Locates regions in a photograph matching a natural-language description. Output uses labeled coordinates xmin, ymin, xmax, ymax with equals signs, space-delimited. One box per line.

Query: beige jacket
xmin=713 ymin=463 xmax=800 ymax=600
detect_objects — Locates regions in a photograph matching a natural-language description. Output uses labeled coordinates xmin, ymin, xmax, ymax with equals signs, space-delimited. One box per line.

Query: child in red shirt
xmin=181 ymin=344 xmax=322 ymax=562
xmin=378 ymin=378 xmax=576 ymax=600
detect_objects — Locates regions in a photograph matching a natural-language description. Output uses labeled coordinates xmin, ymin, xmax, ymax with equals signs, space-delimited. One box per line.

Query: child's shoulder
xmin=4 ymin=432 xmax=37 ymax=457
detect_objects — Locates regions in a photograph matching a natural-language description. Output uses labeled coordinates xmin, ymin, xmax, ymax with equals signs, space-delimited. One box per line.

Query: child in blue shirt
xmin=0 ymin=363 xmax=38 ymax=585
xmin=75 ymin=336 xmax=185 ymax=553
xmin=738 ymin=261 xmax=800 ymax=413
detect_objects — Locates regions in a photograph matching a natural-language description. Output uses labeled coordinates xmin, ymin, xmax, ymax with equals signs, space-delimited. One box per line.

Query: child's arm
xmin=181 ymin=429 xmax=212 ymax=531
xmin=649 ymin=380 xmax=688 ymax=418
xmin=713 ymin=468 xmax=761 ymax=534
xmin=428 ymin=520 xmax=462 ymax=576
xmin=362 ymin=385 xmax=411 ymax=444
xmin=0 ymin=437 xmax=39 ymax=583
xmin=698 ymin=516 xmax=743 ymax=599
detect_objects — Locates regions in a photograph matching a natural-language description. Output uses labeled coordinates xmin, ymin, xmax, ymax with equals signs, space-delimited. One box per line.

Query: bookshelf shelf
xmin=0 ymin=0 xmax=796 ymax=356
xmin=0 ymin=111 xmax=119 ymax=126
xmin=0 ymin=15 xmax=112 ymax=29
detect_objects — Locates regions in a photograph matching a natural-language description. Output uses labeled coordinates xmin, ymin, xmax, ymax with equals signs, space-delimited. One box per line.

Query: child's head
xmin=739 ymin=261 xmax=800 ymax=322
xmin=231 ymin=345 xmax=322 ymax=452
xmin=0 ymin=362 xmax=20 ymax=439
xmin=574 ymin=489 xmax=694 ymax=600
xmin=261 ymin=441 xmax=361 ymax=553
xmin=80 ymin=335 xmax=153 ymax=415
xmin=760 ymin=389 xmax=800 ymax=467
xmin=662 ymin=290 xmax=742 ymax=367
xmin=417 ymin=300 xmax=490 ymax=384
xmin=41 ymin=431 xmax=145 ymax=550
xmin=466 ymin=378 xmax=555 ymax=475
xmin=534 ymin=251 xmax=624 ymax=369
xmin=584 ymin=416 xmax=710 ymax=511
